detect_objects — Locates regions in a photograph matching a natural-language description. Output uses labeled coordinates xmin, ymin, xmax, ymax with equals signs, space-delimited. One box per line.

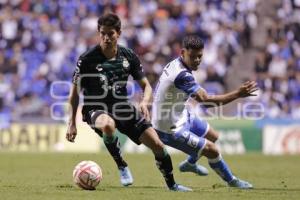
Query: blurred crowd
xmin=0 ymin=0 xmax=299 ymax=122
xmin=254 ymin=0 xmax=300 ymax=118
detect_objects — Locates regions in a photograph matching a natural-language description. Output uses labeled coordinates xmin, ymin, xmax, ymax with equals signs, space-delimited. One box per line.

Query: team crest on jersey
xmin=122 ymin=58 xmax=130 ymax=71
xmin=96 ymin=64 xmax=103 ymax=71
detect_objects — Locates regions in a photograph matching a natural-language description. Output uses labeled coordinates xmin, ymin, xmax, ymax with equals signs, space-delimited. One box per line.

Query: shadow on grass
xmin=212 ymin=183 xmax=227 ymax=189
xmin=102 ymin=186 xmax=162 ymax=189
xmin=55 ymin=184 xmax=164 ymax=191
xmin=2 ymin=185 xmax=17 ymax=188
xmin=56 ymin=183 xmax=300 ymax=193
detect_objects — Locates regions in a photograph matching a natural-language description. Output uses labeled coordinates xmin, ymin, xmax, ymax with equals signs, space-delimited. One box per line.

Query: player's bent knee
xmin=206 ymin=128 xmax=219 ymax=143
xmin=95 ymin=114 xmax=116 ymax=134
xmin=102 ymin=124 xmax=116 ymax=136
xmin=211 ymin=131 xmax=219 ymax=142
xmin=201 ymin=141 xmax=219 ymax=159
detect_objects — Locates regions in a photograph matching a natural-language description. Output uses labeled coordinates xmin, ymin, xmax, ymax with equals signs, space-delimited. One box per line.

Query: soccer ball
xmin=73 ymin=160 xmax=103 ymax=190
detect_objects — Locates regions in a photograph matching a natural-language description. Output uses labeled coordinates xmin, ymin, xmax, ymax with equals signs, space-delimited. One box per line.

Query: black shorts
xmin=83 ymin=103 xmax=152 ymax=145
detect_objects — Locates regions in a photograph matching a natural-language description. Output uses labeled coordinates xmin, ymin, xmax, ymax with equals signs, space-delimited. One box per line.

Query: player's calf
xmin=202 ymin=142 xmax=253 ymax=189
xmin=202 ymin=142 xmax=235 ymax=183
xmin=140 ymin=128 xmax=191 ymax=191
xmin=204 ymin=128 xmax=219 ymax=143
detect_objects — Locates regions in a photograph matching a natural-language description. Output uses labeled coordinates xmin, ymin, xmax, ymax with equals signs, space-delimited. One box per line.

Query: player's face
xmin=98 ymin=25 xmax=120 ymax=50
xmin=182 ymin=48 xmax=203 ymax=71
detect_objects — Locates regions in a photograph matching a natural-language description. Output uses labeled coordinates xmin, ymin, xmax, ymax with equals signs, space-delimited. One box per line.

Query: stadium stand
xmin=0 ymin=0 xmax=299 ymax=121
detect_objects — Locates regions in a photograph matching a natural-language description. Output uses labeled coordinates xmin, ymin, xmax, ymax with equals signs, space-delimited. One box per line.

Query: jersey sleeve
xmin=174 ymin=71 xmax=202 ymax=95
xmin=72 ymin=57 xmax=83 ymax=85
xmin=129 ymin=52 xmax=145 ymax=80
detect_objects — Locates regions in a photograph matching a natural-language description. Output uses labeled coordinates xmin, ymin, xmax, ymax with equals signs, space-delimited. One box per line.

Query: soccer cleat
xmin=228 ymin=177 xmax=253 ymax=189
xmin=119 ymin=167 xmax=133 ymax=186
xmin=169 ymin=184 xmax=193 ymax=192
xmin=179 ymin=160 xmax=209 ymax=176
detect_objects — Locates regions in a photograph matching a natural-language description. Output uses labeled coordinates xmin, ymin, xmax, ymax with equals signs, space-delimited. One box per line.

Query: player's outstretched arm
xmin=66 ymin=84 xmax=79 ymax=142
xmin=136 ymin=77 xmax=152 ymax=121
xmin=192 ymin=81 xmax=258 ymax=107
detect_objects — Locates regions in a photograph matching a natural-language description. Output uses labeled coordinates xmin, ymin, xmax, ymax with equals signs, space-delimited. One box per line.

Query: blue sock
xmin=187 ymin=155 xmax=198 ymax=164
xmin=208 ymin=154 xmax=234 ymax=183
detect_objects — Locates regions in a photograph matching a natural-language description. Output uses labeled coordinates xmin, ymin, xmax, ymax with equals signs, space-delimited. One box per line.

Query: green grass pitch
xmin=0 ymin=153 xmax=299 ymax=200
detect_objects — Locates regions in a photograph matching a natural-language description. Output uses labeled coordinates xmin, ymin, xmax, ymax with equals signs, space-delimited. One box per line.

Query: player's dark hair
xmin=182 ymin=35 xmax=204 ymax=50
xmin=97 ymin=13 xmax=121 ymax=32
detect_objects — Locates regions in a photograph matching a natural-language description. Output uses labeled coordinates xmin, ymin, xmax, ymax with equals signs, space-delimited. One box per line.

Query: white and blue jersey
xmin=153 ymin=58 xmax=238 ymax=183
xmin=152 ymin=57 xmax=209 ymax=136
xmin=152 ymin=57 xmax=209 ymax=157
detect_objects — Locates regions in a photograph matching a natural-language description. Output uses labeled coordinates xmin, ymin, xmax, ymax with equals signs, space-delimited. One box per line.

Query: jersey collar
xmin=97 ymin=44 xmax=120 ymax=60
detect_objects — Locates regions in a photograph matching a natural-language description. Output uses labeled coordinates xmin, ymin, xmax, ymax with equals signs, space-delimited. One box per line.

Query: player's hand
xmin=66 ymin=122 xmax=77 ymax=142
xmin=139 ymin=101 xmax=150 ymax=121
xmin=238 ymin=81 xmax=259 ymax=97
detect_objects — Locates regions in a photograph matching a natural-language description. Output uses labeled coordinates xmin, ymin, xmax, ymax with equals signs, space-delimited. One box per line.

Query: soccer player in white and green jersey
xmin=66 ymin=13 xmax=191 ymax=192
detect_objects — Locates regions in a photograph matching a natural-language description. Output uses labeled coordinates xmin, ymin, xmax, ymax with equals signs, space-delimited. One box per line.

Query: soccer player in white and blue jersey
xmin=152 ymin=35 xmax=257 ymax=189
